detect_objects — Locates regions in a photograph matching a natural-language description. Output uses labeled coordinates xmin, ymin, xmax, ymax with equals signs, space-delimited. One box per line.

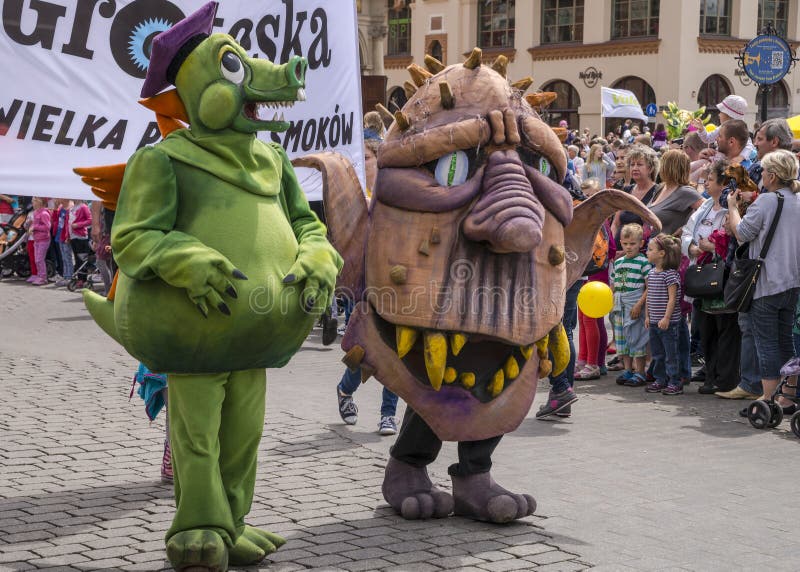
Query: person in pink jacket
xmin=30 ymin=197 xmax=51 ymax=285
xmin=68 ymin=200 xmax=92 ymax=286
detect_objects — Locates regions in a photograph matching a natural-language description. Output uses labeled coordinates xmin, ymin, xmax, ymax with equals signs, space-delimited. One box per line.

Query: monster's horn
xmin=463 ymin=47 xmax=482 ymax=69
xmin=525 ymin=92 xmax=558 ymax=109
xmin=394 ymin=111 xmax=411 ymax=131
xmin=408 ymin=63 xmax=432 ymax=87
xmin=511 ymin=77 xmax=534 ymax=92
xmin=403 ymin=81 xmax=418 ymax=99
xmin=375 ymin=103 xmax=394 ymax=123
xmin=424 ymin=54 xmax=445 ymax=74
xmin=491 ymin=55 xmax=508 ymax=78
xmin=439 ymin=81 xmax=455 ymax=109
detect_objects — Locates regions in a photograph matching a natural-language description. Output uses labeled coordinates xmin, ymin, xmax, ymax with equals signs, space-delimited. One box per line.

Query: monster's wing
xmin=291 ymin=152 xmax=368 ymax=299
xmin=565 ymin=190 xmax=661 ymax=287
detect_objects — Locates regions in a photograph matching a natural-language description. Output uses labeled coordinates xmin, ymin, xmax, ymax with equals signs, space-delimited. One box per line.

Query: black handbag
xmin=684 ymin=255 xmax=726 ymax=298
xmin=723 ymin=193 xmax=784 ymax=313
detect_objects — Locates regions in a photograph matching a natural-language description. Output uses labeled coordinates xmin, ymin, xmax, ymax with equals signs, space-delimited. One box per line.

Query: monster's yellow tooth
xmin=459 ymin=372 xmax=476 ymax=388
xmin=396 ymin=326 xmax=419 ymax=359
xmin=450 ymin=333 xmax=467 ymax=356
xmin=423 ymin=332 xmax=447 ymax=391
xmin=488 ymin=369 xmax=504 ymax=397
xmin=504 ymin=356 xmax=519 ymax=380
xmin=444 ymin=367 xmax=457 ymax=384
xmin=549 ymin=324 xmax=569 ymax=377
xmin=535 ymin=337 xmax=549 ymax=358
xmin=520 ymin=345 xmax=533 ymax=361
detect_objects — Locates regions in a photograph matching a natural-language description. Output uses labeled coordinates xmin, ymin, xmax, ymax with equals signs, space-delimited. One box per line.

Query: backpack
xmin=583 ymin=223 xmax=610 ymax=276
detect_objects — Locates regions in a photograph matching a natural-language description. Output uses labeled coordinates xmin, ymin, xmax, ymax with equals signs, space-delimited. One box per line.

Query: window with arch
xmin=427 ymin=40 xmax=443 ymax=63
xmin=540 ymin=80 xmax=581 ymax=129
xmin=758 ymin=0 xmax=789 ymax=37
xmin=541 ymin=0 xmax=584 ymax=44
xmin=697 ymin=75 xmax=731 ymax=124
xmin=699 ymin=0 xmax=731 ymax=36
xmin=387 ymin=0 xmax=411 ymax=56
xmin=612 ymin=0 xmax=660 ymax=39
xmin=612 ymin=76 xmax=655 ymax=110
xmin=758 ymin=81 xmax=790 ymax=120
xmin=478 ymin=0 xmax=516 ymax=49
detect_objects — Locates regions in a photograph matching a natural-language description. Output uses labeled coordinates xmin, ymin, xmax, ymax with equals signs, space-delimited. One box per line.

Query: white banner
xmin=0 ymin=0 xmax=365 ymax=201
xmin=601 ymin=87 xmax=648 ymax=121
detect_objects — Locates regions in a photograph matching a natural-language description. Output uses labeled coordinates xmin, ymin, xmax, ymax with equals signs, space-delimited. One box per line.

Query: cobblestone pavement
xmin=2 ymin=279 xmax=800 ymax=571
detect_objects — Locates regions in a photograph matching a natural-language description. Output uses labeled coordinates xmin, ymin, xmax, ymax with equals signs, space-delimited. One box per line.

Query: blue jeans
xmin=58 ymin=240 xmax=73 ymax=279
xmin=338 ymin=367 xmax=398 ymax=417
xmin=678 ymin=317 xmax=691 ymax=380
xmin=750 ymin=288 xmax=800 ymax=379
xmin=737 ymin=311 xmax=762 ymax=395
xmin=550 ymin=280 xmax=582 ymax=394
xmin=649 ymin=322 xmax=680 ymax=387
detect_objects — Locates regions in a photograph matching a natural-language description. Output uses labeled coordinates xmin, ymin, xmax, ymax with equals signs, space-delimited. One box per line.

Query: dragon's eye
xmin=220 ymin=52 xmax=245 ymax=84
xmin=434 ymin=150 xmax=469 ymax=187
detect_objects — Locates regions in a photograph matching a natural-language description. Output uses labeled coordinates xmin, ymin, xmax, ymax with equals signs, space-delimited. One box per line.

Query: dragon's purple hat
xmin=140 ymin=1 xmax=218 ymax=98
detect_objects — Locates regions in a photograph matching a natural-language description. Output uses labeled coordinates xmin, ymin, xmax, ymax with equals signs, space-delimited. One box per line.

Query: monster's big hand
xmin=282 ymin=237 xmax=343 ymax=316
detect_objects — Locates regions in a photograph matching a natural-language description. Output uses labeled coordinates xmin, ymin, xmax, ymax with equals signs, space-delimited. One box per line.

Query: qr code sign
xmin=771 ymin=50 xmax=784 ymax=69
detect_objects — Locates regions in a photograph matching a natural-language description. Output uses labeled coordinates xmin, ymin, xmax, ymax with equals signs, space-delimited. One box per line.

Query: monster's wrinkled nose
xmin=462 ymin=149 xmax=545 ymax=253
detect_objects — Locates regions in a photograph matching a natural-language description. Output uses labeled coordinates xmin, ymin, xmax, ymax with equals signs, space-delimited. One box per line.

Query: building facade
xmin=367 ymin=0 xmax=800 ymax=135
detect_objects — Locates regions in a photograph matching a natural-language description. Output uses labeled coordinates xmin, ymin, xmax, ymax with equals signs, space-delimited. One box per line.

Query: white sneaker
xmin=378 ymin=416 xmax=397 ymax=435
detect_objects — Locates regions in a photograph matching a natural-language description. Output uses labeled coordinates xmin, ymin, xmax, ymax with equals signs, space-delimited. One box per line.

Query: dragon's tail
xmin=83 ymin=289 xmax=122 ymax=345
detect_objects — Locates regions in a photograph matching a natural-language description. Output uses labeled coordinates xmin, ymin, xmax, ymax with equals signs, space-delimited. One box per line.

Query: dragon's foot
xmin=382 ymin=457 xmax=454 ymax=520
xmin=228 ymin=526 xmax=286 ymax=566
xmin=452 ymin=471 xmax=536 ymax=524
xmin=166 ymin=529 xmax=228 ymax=572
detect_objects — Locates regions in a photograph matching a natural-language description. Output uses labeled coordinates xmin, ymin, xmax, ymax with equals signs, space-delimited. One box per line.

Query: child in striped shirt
xmin=644 ymin=234 xmax=684 ymax=395
xmin=611 ymin=224 xmax=651 ymax=387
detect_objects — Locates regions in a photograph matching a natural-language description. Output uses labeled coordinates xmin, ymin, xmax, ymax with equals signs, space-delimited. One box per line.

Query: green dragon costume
xmin=81 ymin=3 xmax=342 ymax=571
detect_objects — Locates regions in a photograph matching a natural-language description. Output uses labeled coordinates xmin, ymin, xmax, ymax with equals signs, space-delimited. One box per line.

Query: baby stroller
xmin=68 ymin=249 xmax=99 ymax=291
xmin=746 ymin=357 xmax=800 ymax=437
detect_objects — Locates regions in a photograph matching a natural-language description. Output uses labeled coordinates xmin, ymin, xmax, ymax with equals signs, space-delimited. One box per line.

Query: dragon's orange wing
xmin=72 ymin=89 xmax=189 ymax=299
xmin=72 ymin=89 xmax=189 ymax=211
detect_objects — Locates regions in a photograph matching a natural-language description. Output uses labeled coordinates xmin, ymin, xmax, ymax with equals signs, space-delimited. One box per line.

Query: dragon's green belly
xmin=114 ymin=187 xmax=315 ymax=374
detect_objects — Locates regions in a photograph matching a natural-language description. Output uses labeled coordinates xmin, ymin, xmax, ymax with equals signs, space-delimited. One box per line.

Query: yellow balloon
xmin=577 ymin=281 xmax=613 ymax=318
xmin=705 ymin=123 xmax=717 ymax=133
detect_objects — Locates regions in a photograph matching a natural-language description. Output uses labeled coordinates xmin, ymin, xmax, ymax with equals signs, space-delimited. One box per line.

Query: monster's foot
xmin=382 ymin=457 xmax=454 ymax=520
xmin=166 ymin=529 xmax=228 ymax=572
xmin=228 ymin=526 xmax=286 ymax=566
xmin=452 ymin=472 xmax=536 ymax=524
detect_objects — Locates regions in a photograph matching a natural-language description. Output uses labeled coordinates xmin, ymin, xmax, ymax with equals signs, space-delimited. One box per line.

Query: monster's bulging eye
xmin=538 ymin=157 xmax=551 ymax=178
xmin=434 ymin=150 xmax=469 ymax=187
xmin=220 ymin=52 xmax=245 ymax=84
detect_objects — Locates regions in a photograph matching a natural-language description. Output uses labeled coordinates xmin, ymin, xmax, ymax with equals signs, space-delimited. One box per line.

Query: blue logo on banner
xmin=645 ymin=103 xmax=658 ymax=117
xmin=742 ymin=35 xmax=792 ymax=84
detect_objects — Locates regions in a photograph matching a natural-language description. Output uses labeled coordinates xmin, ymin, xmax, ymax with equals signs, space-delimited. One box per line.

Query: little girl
xmin=644 ymin=234 xmax=684 ymax=395
xmin=29 ymin=197 xmax=51 ymax=285
xmin=576 ymin=178 xmax=617 ymax=380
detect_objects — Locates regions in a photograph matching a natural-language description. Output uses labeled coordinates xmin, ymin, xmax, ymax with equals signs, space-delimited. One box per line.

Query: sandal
xmin=575 ymin=365 xmax=601 ymax=380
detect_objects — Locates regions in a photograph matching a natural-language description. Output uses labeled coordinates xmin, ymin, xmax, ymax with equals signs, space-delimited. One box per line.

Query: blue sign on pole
xmin=645 ymin=103 xmax=658 ymax=117
xmin=742 ymin=35 xmax=792 ymax=84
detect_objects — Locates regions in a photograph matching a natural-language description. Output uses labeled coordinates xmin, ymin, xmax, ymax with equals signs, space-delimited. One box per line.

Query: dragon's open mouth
xmin=242 ymin=88 xmax=306 ymax=122
xmin=372 ymin=308 xmax=547 ymax=403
